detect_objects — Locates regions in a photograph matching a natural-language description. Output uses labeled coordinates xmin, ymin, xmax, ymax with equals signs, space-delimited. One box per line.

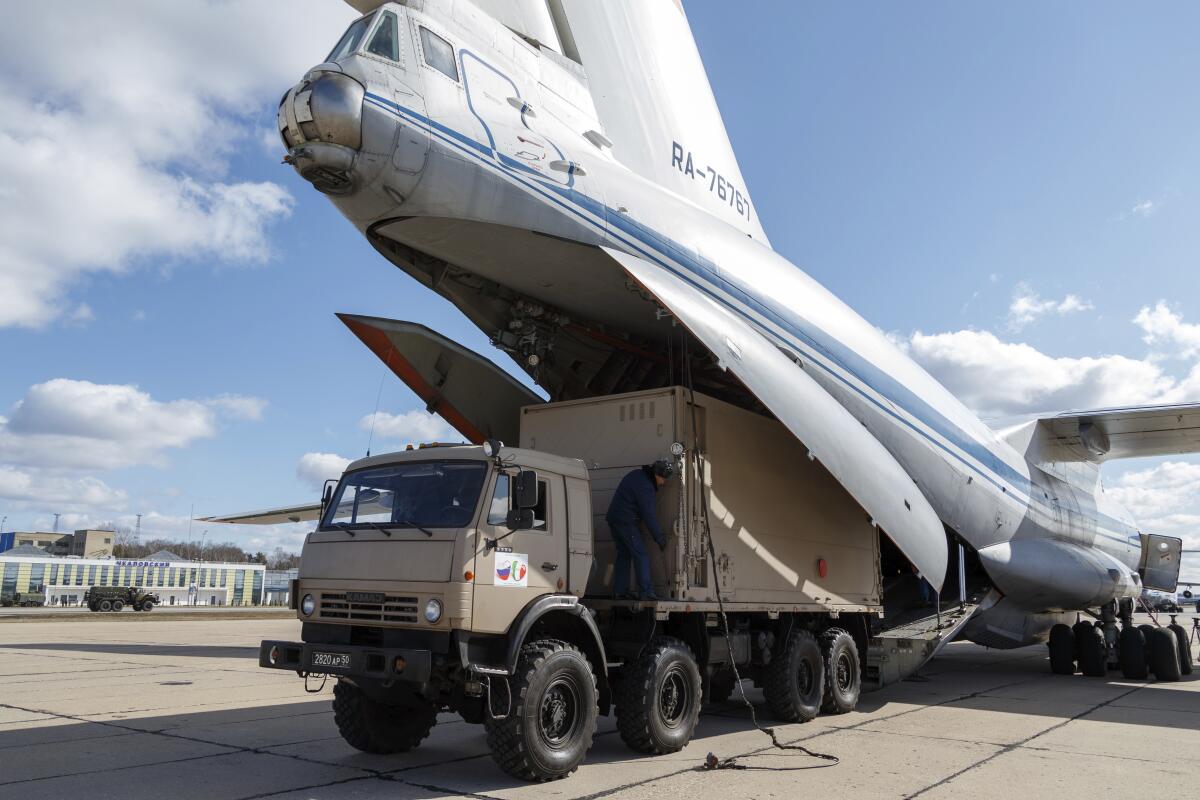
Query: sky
xmin=0 ymin=2 xmax=1197 ymax=578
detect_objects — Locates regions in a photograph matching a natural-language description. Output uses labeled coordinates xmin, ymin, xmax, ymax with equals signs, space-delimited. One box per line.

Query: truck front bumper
xmin=259 ymin=639 xmax=432 ymax=683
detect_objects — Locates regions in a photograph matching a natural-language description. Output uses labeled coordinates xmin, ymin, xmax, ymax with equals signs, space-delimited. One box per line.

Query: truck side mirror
xmin=321 ymin=480 xmax=336 ymax=513
xmin=506 ymin=508 xmax=535 ymax=531
xmin=513 ymin=470 xmax=538 ymax=508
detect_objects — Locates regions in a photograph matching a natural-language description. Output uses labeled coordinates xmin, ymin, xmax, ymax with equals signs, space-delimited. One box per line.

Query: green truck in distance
xmin=85 ymin=586 xmax=160 ymax=612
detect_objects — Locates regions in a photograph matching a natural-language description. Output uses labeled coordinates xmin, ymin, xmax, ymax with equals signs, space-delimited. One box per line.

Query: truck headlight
xmin=301 ymin=594 xmax=315 ymax=616
xmin=424 ymin=598 xmax=443 ymax=623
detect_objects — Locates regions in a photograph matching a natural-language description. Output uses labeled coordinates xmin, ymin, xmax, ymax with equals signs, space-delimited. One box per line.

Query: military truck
xmin=261 ymin=387 xmax=961 ymax=780
xmin=13 ymin=592 xmax=45 ymax=607
xmin=85 ymin=586 xmax=159 ymax=612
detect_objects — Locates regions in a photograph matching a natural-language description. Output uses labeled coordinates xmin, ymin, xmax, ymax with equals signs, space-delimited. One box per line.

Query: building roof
xmin=5 ymin=543 xmax=51 ymax=558
xmin=145 ymin=550 xmax=186 ymax=562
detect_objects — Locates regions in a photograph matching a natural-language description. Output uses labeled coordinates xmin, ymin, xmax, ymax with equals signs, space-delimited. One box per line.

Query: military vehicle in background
xmin=85 ymin=586 xmax=159 ymax=612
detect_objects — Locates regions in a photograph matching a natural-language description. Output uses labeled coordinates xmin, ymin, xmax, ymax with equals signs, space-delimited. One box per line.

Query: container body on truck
xmin=261 ymin=388 xmax=927 ymax=781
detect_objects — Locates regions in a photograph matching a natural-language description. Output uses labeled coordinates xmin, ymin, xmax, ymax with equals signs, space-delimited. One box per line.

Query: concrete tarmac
xmin=1 ymin=615 xmax=1197 ymax=800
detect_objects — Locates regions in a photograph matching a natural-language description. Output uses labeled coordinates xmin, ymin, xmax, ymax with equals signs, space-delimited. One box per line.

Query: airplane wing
xmin=604 ymin=247 xmax=948 ymax=589
xmin=1038 ymin=403 xmax=1200 ymax=462
xmin=338 ymin=313 xmax=543 ymax=445
xmin=200 ymin=503 xmax=322 ymax=525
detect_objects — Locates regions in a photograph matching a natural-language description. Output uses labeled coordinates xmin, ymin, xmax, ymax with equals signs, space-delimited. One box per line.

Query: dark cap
xmin=652 ymin=459 xmax=676 ymax=480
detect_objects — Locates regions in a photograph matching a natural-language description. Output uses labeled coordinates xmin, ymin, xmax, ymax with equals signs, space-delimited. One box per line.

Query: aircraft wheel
xmin=1118 ymin=627 xmax=1148 ymax=679
xmin=1078 ymin=626 xmax=1107 ymax=677
xmin=1148 ymin=628 xmax=1182 ymax=681
xmin=1167 ymin=623 xmax=1193 ymax=675
xmin=1071 ymin=619 xmax=1093 ymax=660
xmin=1048 ymin=624 xmax=1075 ymax=675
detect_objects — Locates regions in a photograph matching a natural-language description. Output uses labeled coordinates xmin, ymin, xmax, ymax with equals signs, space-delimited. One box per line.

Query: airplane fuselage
xmin=278 ymin=1 xmax=1147 ymax=646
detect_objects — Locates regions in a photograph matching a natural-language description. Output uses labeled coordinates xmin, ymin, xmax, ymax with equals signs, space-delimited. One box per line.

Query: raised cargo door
xmin=604 ymin=247 xmax=948 ymax=590
xmin=338 ymin=314 xmax=543 ymax=445
xmin=1139 ymin=533 xmax=1182 ymax=592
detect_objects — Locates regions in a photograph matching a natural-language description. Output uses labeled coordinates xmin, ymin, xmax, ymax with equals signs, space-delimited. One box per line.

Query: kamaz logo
xmin=346 ymin=591 xmax=385 ymax=604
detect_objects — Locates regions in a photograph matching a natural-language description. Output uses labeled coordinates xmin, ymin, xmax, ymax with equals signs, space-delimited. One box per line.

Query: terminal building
xmin=0 ymin=529 xmax=115 ymax=559
xmin=0 ymin=547 xmax=266 ymax=607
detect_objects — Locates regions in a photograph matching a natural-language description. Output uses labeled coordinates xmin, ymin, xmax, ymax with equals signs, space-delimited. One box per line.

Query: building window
xmin=50 ymin=564 xmax=60 ymax=585
xmin=101 ymin=565 xmax=110 ymax=585
xmin=234 ymin=570 xmax=245 ymax=605
xmin=74 ymin=567 xmax=83 ymax=586
xmin=87 ymin=565 xmax=97 ymax=585
xmin=252 ymin=570 xmax=263 ymax=605
xmin=220 ymin=570 xmax=227 ymax=587
xmin=2 ymin=564 xmax=17 ymax=597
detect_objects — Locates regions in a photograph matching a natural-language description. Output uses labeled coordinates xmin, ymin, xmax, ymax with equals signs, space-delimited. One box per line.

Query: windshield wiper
xmin=327 ymin=522 xmax=356 ymax=537
xmin=397 ymin=515 xmax=434 ymax=537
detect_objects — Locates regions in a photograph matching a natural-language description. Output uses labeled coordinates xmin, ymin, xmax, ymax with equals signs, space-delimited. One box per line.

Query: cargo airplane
xmin=231 ymin=0 xmax=1199 ymax=673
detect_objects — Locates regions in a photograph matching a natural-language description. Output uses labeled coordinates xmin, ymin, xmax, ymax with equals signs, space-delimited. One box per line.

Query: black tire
xmin=820 ymin=628 xmax=861 ymax=714
xmin=1071 ymin=620 xmax=1093 ymax=660
xmin=111 ymin=599 xmax=123 ymax=612
xmin=88 ymin=602 xmax=99 ymax=612
xmin=1048 ymin=624 xmax=1075 ymax=674
xmin=1148 ymin=627 xmax=1182 ymax=681
xmin=332 ymin=680 xmax=438 ymax=754
xmin=1118 ymin=627 xmax=1148 ymax=679
xmin=615 ymin=636 xmax=702 ymax=755
xmin=706 ymin=669 xmax=738 ymax=704
xmin=141 ymin=601 xmax=154 ymax=613
xmin=763 ymin=629 xmax=823 ymax=722
xmin=1168 ymin=623 xmax=1193 ymax=675
xmin=485 ymin=639 xmax=598 ymax=781
xmin=1078 ymin=625 xmax=1107 ymax=677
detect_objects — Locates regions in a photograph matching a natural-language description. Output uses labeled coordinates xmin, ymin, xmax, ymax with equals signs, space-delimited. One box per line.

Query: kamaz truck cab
xmin=261 ymin=443 xmax=609 ymax=778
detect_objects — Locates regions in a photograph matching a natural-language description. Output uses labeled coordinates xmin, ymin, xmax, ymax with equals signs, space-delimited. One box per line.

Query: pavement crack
xmin=903 ymin=683 xmax=1148 ymax=798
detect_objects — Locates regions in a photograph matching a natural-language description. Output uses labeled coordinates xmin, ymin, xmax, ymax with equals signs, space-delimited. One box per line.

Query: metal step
xmin=864 ymin=602 xmax=979 ymax=690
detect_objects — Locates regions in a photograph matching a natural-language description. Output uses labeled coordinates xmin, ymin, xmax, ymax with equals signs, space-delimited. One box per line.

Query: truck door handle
xmin=542 ymin=562 xmax=558 ymax=571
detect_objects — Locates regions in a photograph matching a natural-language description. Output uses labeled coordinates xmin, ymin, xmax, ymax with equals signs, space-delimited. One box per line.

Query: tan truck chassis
xmin=261 ymin=388 xmax=946 ymax=780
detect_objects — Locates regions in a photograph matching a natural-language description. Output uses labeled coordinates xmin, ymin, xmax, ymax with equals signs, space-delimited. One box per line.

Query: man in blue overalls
xmin=606 ymin=459 xmax=674 ymax=601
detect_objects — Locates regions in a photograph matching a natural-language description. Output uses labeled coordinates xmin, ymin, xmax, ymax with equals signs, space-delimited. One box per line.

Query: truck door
xmin=472 ymin=470 xmax=568 ymax=634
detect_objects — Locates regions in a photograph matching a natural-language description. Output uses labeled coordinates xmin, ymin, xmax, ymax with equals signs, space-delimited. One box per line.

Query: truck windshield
xmin=321 ymin=460 xmax=488 ymax=531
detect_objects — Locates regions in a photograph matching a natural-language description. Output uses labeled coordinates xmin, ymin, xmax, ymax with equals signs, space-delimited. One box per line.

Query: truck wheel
xmin=616 ymin=636 xmax=702 ymax=755
xmin=112 ymin=599 xmax=124 ymax=611
xmin=820 ymin=628 xmax=861 ymax=714
xmin=99 ymin=599 xmax=113 ymax=612
xmin=1118 ymin=627 xmax=1148 ymax=679
xmin=1148 ymin=628 xmax=1182 ymax=681
xmin=763 ymin=629 xmax=823 ymax=722
xmin=1078 ymin=626 xmax=1107 ymax=677
xmin=1168 ymin=623 xmax=1192 ymax=675
xmin=485 ymin=639 xmax=598 ymax=781
xmin=89 ymin=602 xmax=100 ymax=612
xmin=1048 ymin=624 xmax=1075 ymax=674
xmin=140 ymin=601 xmax=154 ymax=613
xmin=332 ymin=681 xmax=437 ymax=754
xmin=706 ymin=669 xmax=737 ymax=704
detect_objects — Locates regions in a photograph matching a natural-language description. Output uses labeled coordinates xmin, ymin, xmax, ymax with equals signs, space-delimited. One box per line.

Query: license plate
xmin=311 ymin=651 xmax=351 ymax=670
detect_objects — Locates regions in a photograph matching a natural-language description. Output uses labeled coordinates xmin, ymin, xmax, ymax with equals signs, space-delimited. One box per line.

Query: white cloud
xmin=1 ymin=379 xmax=266 ymax=470
xmin=0 ymin=466 xmax=129 ymax=512
xmin=361 ymin=410 xmax=460 ymax=445
xmin=1006 ymin=283 xmax=1093 ymax=330
xmin=1134 ymin=302 xmax=1200 ymax=359
xmin=1130 ymin=199 xmax=1158 ymax=218
xmin=0 ymin=1 xmax=354 ymax=328
xmin=297 ymin=452 xmax=353 ymax=490
xmin=205 ymin=394 xmax=268 ymax=421
xmin=907 ymin=330 xmax=1200 ymax=417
